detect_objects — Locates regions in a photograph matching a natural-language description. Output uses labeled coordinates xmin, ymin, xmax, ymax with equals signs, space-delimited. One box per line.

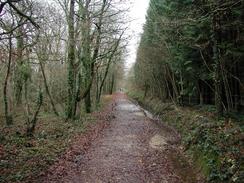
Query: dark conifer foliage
xmin=133 ymin=0 xmax=244 ymax=115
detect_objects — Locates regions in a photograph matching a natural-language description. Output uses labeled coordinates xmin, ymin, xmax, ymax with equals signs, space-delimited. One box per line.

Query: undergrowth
xmin=0 ymin=95 xmax=112 ymax=182
xmin=128 ymin=90 xmax=244 ymax=183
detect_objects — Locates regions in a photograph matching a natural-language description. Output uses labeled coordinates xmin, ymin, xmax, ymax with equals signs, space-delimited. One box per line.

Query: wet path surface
xmin=43 ymin=94 xmax=201 ymax=183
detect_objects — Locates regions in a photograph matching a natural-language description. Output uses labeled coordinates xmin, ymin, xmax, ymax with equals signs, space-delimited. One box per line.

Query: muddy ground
xmin=39 ymin=93 xmax=204 ymax=183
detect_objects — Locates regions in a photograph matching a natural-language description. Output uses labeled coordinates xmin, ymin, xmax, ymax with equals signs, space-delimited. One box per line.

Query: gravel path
xmin=42 ymin=93 xmax=202 ymax=183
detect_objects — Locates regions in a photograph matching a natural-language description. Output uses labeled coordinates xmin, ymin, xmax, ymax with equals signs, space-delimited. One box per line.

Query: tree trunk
xmin=24 ymin=80 xmax=31 ymax=130
xmin=200 ymin=91 xmax=204 ymax=106
xmin=96 ymin=71 xmax=100 ymax=103
xmin=74 ymin=73 xmax=82 ymax=117
xmin=26 ymin=89 xmax=43 ymax=136
xmin=66 ymin=0 xmax=76 ymax=119
xmin=14 ymin=28 xmax=24 ymax=106
xmin=234 ymin=62 xmax=240 ymax=111
xmin=212 ymin=8 xmax=223 ymax=116
xmin=143 ymin=84 xmax=148 ymax=99
xmin=39 ymin=60 xmax=59 ymax=116
xmin=97 ymin=60 xmax=112 ymax=104
xmin=85 ymin=89 xmax=91 ymax=113
xmin=109 ymin=74 xmax=115 ymax=95
xmin=3 ymin=36 xmax=13 ymax=125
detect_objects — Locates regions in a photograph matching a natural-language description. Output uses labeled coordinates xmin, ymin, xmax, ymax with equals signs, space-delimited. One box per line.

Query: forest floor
xmin=38 ymin=93 xmax=204 ymax=183
xmin=1 ymin=94 xmax=242 ymax=183
xmin=0 ymin=96 xmax=112 ymax=182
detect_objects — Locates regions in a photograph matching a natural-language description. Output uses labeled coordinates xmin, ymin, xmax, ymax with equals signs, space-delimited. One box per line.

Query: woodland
xmin=0 ymin=0 xmax=125 ymax=181
xmin=0 ymin=0 xmax=126 ymax=131
xmin=132 ymin=0 xmax=244 ymax=115
xmin=129 ymin=0 xmax=244 ymax=182
xmin=0 ymin=0 xmax=243 ymax=182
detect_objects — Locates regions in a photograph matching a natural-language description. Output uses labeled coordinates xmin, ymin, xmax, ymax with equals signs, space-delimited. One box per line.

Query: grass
xmin=0 ymin=95 xmax=112 ymax=182
xmin=128 ymin=90 xmax=244 ymax=183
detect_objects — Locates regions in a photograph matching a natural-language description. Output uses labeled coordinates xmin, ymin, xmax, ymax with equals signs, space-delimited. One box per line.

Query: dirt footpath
xmin=41 ymin=93 xmax=203 ymax=183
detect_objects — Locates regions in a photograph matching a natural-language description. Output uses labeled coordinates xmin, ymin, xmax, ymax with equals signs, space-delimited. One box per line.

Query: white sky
xmin=126 ymin=0 xmax=149 ymax=72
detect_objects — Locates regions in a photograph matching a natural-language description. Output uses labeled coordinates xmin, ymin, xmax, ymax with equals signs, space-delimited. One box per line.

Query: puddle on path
xmin=117 ymin=104 xmax=141 ymax=112
xmin=134 ymin=112 xmax=145 ymax=117
xmin=143 ymin=109 xmax=154 ymax=119
xmin=149 ymin=134 xmax=168 ymax=150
